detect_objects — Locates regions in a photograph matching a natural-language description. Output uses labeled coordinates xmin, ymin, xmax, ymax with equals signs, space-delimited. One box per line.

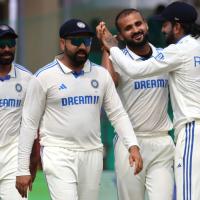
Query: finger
xmin=136 ymin=157 xmax=143 ymax=175
xmin=29 ymin=181 xmax=33 ymax=191
xmin=129 ymin=154 xmax=134 ymax=167
xmin=134 ymin=159 xmax=140 ymax=175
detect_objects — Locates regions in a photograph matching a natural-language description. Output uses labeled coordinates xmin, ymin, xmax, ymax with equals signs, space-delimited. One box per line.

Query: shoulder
xmin=90 ymin=61 xmax=108 ymax=73
xmin=34 ymin=60 xmax=58 ymax=77
xmin=14 ymin=63 xmax=32 ymax=81
xmin=14 ymin=63 xmax=32 ymax=75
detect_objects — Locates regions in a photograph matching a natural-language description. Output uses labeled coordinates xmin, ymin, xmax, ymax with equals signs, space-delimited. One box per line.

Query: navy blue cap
xmin=59 ymin=19 xmax=95 ymax=38
xmin=153 ymin=1 xmax=197 ymax=23
xmin=0 ymin=24 xmax=18 ymax=38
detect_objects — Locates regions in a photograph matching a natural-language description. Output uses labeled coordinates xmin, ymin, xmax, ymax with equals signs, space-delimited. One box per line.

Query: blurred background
xmin=0 ymin=0 xmax=200 ymax=199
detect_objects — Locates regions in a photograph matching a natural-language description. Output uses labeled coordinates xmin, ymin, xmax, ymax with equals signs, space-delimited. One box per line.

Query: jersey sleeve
xmin=110 ymin=45 xmax=183 ymax=79
xmin=102 ymin=71 xmax=138 ymax=149
xmin=17 ymin=76 xmax=46 ymax=176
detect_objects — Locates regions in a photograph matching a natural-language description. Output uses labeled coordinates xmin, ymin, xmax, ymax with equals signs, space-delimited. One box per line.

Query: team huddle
xmin=0 ymin=1 xmax=200 ymax=200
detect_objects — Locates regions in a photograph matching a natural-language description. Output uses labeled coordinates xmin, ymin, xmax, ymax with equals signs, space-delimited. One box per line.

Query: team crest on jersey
xmin=91 ymin=79 xmax=99 ymax=88
xmin=15 ymin=83 xmax=22 ymax=92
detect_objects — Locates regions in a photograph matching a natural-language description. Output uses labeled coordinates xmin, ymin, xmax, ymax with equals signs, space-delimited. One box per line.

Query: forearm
xmin=17 ymin=127 xmax=38 ymax=176
xmin=112 ymin=115 xmax=139 ymax=149
xmin=101 ymin=50 xmax=119 ymax=86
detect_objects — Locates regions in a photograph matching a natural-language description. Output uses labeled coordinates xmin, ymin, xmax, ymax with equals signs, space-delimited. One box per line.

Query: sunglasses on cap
xmin=67 ymin=37 xmax=92 ymax=47
xmin=0 ymin=39 xmax=16 ymax=49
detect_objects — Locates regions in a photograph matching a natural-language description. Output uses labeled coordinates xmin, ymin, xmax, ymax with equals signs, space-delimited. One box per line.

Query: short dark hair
xmin=115 ymin=8 xmax=144 ymax=32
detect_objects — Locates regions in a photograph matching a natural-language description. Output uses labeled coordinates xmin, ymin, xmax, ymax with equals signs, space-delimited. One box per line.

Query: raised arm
xmin=101 ymin=49 xmax=119 ymax=86
xmin=96 ymin=22 xmax=182 ymax=79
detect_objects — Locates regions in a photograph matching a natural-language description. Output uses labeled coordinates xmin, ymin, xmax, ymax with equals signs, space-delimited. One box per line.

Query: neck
xmin=59 ymin=54 xmax=84 ymax=72
xmin=128 ymin=43 xmax=152 ymax=57
xmin=0 ymin=64 xmax=11 ymax=76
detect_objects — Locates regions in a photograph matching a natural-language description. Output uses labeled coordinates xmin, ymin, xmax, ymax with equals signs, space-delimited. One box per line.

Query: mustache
xmin=131 ymin=31 xmax=144 ymax=38
xmin=0 ymin=52 xmax=14 ymax=57
xmin=76 ymin=49 xmax=87 ymax=54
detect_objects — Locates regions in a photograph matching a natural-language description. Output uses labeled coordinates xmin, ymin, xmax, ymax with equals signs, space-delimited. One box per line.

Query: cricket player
xmin=0 ymin=24 xmax=39 ymax=200
xmin=15 ymin=19 xmax=142 ymax=200
xmin=97 ymin=1 xmax=200 ymax=200
xmin=100 ymin=9 xmax=174 ymax=200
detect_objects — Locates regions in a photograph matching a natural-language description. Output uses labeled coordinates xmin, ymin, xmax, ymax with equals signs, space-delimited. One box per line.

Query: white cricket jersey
xmin=18 ymin=55 xmax=138 ymax=175
xmin=114 ymin=44 xmax=172 ymax=136
xmin=0 ymin=63 xmax=32 ymax=147
xmin=110 ymin=35 xmax=200 ymax=131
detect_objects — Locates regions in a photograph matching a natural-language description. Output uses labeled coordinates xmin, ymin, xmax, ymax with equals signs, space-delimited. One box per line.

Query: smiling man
xmin=16 ymin=19 xmax=143 ymax=200
xmin=0 ymin=24 xmax=39 ymax=200
xmin=100 ymin=8 xmax=174 ymax=200
xmin=97 ymin=1 xmax=200 ymax=200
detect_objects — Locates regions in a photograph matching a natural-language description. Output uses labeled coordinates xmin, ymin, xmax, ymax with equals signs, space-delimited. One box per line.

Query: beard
xmin=125 ymin=32 xmax=149 ymax=48
xmin=65 ymin=48 xmax=89 ymax=67
xmin=0 ymin=51 xmax=15 ymax=65
xmin=164 ymin=30 xmax=176 ymax=45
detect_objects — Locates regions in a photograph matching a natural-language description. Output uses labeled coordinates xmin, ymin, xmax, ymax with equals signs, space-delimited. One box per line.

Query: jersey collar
xmin=125 ymin=43 xmax=157 ymax=61
xmin=55 ymin=53 xmax=92 ymax=74
xmin=7 ymin=64 xmax=16 ymax=78
xmin=176 ymin=34 xmax=190 ymax=44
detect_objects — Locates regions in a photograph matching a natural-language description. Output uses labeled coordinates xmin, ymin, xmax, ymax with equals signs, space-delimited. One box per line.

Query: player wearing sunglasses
xmin=0 ymin=24 xmax=39 ymax=200
xmin=16 ymin=19 xmax=143 ymax=200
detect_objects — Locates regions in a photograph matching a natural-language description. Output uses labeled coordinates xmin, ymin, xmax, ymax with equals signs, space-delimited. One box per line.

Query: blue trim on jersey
xmin=183 ymin=121 xmax=195 ymax=200
xmin=35 ymin=60 xmax=57 ymax=77
xmin=123 ymin=48 xmax=135 ymax=60
xmin=189 ymin=121 xmax=194 ymax=200
xmin=14 ymin=63 xmax=32 ymax=75
xmin=122 ymin=48 xmax=129 ymax=56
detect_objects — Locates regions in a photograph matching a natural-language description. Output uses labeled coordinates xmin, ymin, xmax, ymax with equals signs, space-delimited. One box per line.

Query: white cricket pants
xmin=0 ymin=141 xmax=26 ymax=200
xmin=175 ymin=121 xmax=200 ymax=200
xmin=41 ymin=146 xmax=103 ymax=200
xmin=114 ymin=133 xmax=175 ymax=200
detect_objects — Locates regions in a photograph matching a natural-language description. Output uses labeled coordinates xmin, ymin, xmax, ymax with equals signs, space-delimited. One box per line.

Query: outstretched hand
xmin=96 ymin=21 xmax=118 ymax=51
xmin=128 ymin=145 xmax=143 ymax=175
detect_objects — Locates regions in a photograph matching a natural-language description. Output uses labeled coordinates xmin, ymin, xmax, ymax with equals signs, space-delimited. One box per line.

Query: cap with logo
xmin=59 ymin=19 xmax=95 ymax=38
xmin=153 ymin=1 xmax=197 ymax=23
xmin=0 ymin=24 xmax=18 ymax=38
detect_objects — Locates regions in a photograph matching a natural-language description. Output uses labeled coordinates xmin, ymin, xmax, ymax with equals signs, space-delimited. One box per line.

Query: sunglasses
xmin=0 ymin=39 xmax=16 ymax=49
xmin=67 ymin=37 xmax=92 ymax=47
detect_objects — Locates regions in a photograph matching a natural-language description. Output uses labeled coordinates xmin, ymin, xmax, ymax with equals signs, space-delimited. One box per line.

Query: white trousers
xmin=0 ymin=141 xmax=26 ymax=200
xmin=41 ymin=146 xmax=103 ymax=200
xmin=175 ymin=121 xmax=200 ymax=200
xmin=114 ymin=134 xmax=175 ymax=200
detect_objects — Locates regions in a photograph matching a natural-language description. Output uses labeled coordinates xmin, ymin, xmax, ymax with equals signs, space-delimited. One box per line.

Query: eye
xmin=124 ymin=25 xmax=132 ymax=31
xmin=135 ymin=21 xmax=142 ymax=27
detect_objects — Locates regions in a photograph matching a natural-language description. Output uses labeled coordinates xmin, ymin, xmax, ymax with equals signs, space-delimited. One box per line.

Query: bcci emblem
xmin=77 ymin=22 xmax=86 ymax=28
xmin=91 ymin=79 xmax=99 ymax=88
xmin=15 ymin=83 xmax=22 ymax=92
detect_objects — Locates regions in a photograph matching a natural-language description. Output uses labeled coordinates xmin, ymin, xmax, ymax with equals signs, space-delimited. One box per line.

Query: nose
xmin=1 ymin=45 xmax=12 ymax=50
xmin=78 ymin=43 xmax=87 ymax=49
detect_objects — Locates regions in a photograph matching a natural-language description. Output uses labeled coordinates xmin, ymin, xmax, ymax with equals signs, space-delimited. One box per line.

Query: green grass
xmin=29 ymin=171 xmax=51 ymax=200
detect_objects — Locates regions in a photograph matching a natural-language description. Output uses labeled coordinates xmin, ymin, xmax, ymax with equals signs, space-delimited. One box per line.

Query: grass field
xmin=29 ymin=170 xmax=118 ymax=200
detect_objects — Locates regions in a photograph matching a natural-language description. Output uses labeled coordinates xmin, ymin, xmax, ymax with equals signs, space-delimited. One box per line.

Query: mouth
xmin=76 ymin=51 xmax=87 ymax=58
xmin=132 ymin=33 xmax=144 ymax=41
xmin=2 ymin=55 xmax=12 ymax=58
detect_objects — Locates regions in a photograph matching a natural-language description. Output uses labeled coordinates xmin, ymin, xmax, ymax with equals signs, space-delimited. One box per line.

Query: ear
xmin=145 ymin=22 xmax=149 ymax=31
xmin=173 ymin=22 xmax=182 ymax=35
xmin=60 ymin=38 xmax=65 ymax=51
